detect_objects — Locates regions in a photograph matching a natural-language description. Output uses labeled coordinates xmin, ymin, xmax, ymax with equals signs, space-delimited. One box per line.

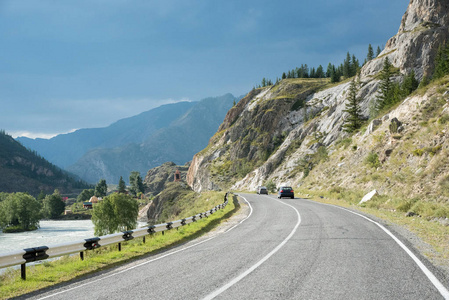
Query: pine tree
xmin=343 ymin=52 xmax=351 ymax=78
xmin=433 ymin=42 xmax=449 ymax=79
xmin=330 ymin=65 xmax=340 ymax=83
xmin=401 ymin=70 xmax=419 ymax=96
xmin=129 ymin=171 xmax=144 ymax=197
xmin=118 ymin=176 xmax=126 ymax=194
xmin=376 ymin=57 xmax=393 ymax=112
xmin=367 ymin=44 xmax=374 ymax=61
xmin=351 ymin=55 xmax=360 ymax=76
xmin=343 ymin=77 xmax=363 ymax=133
xmin=376 ymin=46 xmax=382 ymax=57
xmin=326 ymin=63 xmax=333 ymax=78
xmin=95 ymin=179 xmax=107 ymax=197
xmin=316 ymin=65 xmax=325 ymax=78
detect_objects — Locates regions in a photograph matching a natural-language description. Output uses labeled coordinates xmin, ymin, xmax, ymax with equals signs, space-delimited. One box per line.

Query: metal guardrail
xmin=0 ymin=193 xmax=230 ymax=280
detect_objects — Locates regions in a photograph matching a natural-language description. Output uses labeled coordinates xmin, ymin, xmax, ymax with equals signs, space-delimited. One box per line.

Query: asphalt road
xmin=22 ymin=193 xmax=449 ymax=300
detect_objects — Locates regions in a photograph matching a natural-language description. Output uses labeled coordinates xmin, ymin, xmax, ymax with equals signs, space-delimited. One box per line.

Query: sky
xmin=0 ymin=0 xmax=408 ymax=139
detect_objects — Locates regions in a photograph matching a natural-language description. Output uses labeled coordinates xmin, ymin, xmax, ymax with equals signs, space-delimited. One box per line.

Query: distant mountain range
xmin=17 ymin=94 xmax=238 ymax=184
xmin=0 ymin=130 xmax=90 ymax=196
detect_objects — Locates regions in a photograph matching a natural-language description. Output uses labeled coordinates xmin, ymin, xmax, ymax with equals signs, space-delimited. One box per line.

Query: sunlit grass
xmin=0 ymin=195 xmax=238 ymax=299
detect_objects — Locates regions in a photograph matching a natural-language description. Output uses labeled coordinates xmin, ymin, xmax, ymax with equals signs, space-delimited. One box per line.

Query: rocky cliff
xmin=143 ymin=161 xmax=190 ymax=197
xmin=361 ymin=0 xmax=449 ymax=80
xmin=187 ymin=0 xmax=449 ymax=196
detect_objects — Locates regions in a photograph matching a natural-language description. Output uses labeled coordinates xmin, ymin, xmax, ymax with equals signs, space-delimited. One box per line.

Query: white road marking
xmin=316 ymin=201 xmax=449 ymax=299
xmin=203 ymin=196 xmax=301 ymax=300
xmin=37 ymin=195 xmax=253 ymax=300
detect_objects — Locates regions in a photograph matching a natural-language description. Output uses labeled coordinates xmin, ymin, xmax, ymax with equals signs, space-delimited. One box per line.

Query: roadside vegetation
xmin=0 ymin=192 xmax=238 ymax=299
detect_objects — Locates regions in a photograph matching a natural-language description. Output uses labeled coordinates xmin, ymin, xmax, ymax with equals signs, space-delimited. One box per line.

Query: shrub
xmin=365 ymin=152 xmax=381 ymax=168
xmin=438 ymin=114 xmax=449 ymax=124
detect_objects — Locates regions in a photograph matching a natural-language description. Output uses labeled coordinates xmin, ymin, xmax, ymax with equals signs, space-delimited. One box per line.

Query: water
xmin=0 ymin=220 xmax=148 ymax=254
xmin=0 ymin=220 xmax=95 ymax=254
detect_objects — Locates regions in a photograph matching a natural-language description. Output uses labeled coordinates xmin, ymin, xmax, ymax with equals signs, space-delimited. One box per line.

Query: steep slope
xmin=0 ymin=131 xmax=90 ymax=195
xmin=143 ymin=162 xmax=190 ymax=197
xmin=300 ymin=80 xmax=449 ymax=203
xmin=362 ymin=0 xmax=449 ymax=80
xmin=17 ymin=101 xmax=197 ymax=169
xmin=66 ymin=94 xmax=237 ymax=183
xmin=187 ymin=0 xmax=449 ymax=198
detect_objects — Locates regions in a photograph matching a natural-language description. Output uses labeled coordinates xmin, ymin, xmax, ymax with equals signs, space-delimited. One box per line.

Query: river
xmin=0 ymin=220 xmax=147 ymax=254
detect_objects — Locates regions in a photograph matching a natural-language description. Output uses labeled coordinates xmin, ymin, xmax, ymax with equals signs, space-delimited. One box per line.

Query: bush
xmin=438 ymin=114 xmax=449 ymax=124
xmin=365 ymin=152 xmax=381 ymax=168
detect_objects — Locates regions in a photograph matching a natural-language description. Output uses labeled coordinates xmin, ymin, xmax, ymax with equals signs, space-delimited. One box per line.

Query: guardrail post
xmin=118 ymin=242 xmax=122 ymax=252
xmin=80 ymin=251 xmax=84 ymax=261
xmin=21 ymin=263 xmax=26 ymax=280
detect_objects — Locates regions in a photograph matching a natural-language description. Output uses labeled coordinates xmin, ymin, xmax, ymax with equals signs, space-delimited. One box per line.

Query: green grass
xmin=0 ymin=194 xmax=239 ymax=299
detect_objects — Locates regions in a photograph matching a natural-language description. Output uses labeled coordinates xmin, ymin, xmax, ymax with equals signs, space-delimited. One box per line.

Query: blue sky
xmin=0 ymin=0 xmax=407 ymax=138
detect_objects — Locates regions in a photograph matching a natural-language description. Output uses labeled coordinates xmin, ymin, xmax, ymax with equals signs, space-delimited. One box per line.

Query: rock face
xmin=362 ymin=0 xmax=449 ymax=80
xmin=143 ymin=161 xmax=190 ymax=197
xmin=187 ymin=0 xmax=449 ymax=194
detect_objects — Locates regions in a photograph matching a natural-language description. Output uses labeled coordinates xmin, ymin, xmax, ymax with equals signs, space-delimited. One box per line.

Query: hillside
xmin=143 ymin=161 xmax=190 ymax=197
xmin=0 ymin=131 xmax=90 ymax=196
xmin=18 ymin=94 xmax=238 ymax=184
xmin=183 ymin=0 xmax=449 ymax=274
xmin=187 ymin=0 xmax=449 ymax=209
xmin=187 ymin=0 xmax=449 ymax=195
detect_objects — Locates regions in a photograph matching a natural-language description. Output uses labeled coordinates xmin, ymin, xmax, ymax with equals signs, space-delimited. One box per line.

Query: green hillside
xmin=0 ymin=130 xmax=91 ymax=196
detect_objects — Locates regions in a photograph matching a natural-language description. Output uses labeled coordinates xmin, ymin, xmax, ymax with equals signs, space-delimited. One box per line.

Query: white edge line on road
xmin=202 ymin=196 xmax=301 ymax=300
xmin=37 ymin=195 xmax=253 ymax=300
xmin=323 ymin=202 xmax=449 ymax=299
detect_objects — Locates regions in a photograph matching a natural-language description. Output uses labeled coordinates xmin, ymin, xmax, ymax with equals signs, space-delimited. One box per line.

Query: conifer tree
xmin=129 ymin=171 xmax=144 ymax=197
xmin=376 ymin=46 xmax=382 ymax=57
xmin=401 ymin=70 xmax=419 ymax=96
xmin=367 ymin=44 xmax=374 ymax=61
xmin=330 ymin=65 xmax=340 ymax=83
xmin=351 ymin=55 xmax=360 ymax=76
xmin=316 ymin=65 xmax=324 ymax=78
xmin=326 ymin=63 xmax=333 ymax=78
xmin=343 ymin=77 xmax=363 ymax=133
xmin=118 ymin=176 xmax=126 ymax=193
xmin=433 ymin=42 xmax=449 ymax=79
xmin=343 ymin=52 xmax=351 ymax=78
xmin=95 ymin=179 xmax=107 ymax=197
xmin=376 ymin=57 xmax=393 ymax=112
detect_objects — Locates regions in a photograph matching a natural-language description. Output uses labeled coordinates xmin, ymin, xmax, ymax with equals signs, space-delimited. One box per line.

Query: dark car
xmin=278 ymin=186 xmax=294 ymax=199
xmin=257 ymin=186 xmax=268 ymax=195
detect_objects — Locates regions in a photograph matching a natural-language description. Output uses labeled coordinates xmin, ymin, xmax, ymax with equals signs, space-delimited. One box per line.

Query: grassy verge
xmin=298 ymin=188 xmax=449 ymax=265
xmin=0 ymin=194 xmax=239 ymax=299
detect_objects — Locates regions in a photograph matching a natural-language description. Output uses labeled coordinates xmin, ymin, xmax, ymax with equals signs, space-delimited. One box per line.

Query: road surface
xmin=21 ymin=193 xmax=449 ymax=299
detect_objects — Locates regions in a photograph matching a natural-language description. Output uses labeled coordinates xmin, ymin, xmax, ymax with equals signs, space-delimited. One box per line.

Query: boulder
xmin=359 ymin=189 xmax=378 ymax=205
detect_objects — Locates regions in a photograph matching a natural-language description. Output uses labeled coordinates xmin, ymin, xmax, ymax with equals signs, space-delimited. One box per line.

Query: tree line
xmin=256 ymin=44 xmax=382 ymax=88
xmin=0 ymin=170 xmax=146 ymax=233
xmin=0 ymin=190 xmax=66 ymax=232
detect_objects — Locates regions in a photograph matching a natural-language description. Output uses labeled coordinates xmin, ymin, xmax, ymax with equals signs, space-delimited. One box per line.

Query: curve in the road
xmin=203 ymin=195 xmax=301 ymax=299
xmin=325 ymin=202 xmax=449 ymax=299
xmin=36 ymin=196 xmax=254 ymax=300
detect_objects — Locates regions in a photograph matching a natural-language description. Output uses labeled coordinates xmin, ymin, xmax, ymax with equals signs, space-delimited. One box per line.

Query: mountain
xmin=17 ymin=101 xmax=197 ymax=169
xmin=187 ymin=0 xmax=449 ymax=205
xmin=0 ymin=130 xmax=90 ymax=196
xmin=18 ymin=94 xmax=237 ymax=184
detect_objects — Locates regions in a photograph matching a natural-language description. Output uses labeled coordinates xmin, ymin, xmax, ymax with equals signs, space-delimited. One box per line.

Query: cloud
xmin=11 ymin=129 xmax=78 ymax=139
